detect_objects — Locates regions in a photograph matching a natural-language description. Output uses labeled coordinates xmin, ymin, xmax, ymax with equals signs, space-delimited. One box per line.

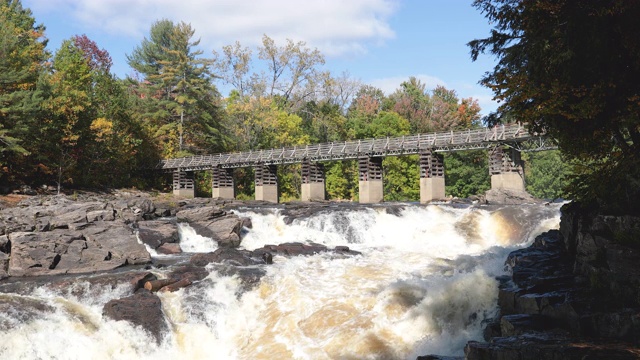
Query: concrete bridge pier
xmin=212 ymin=167 xmax=235 ymax=199
xmin=173 ymin=169 xmax=195 ymax=198
xmin=255 ymin=164 xmax=279 ymax=203
xmin=489 ymin=146 xmax=525 ymax=191
xmin=358 ymin=156 xmax=383 ymax=203
xmin=301 ymin=159 xmax=325 ymax=201
xmin=419 ymin=150 xmax=445 ymax=203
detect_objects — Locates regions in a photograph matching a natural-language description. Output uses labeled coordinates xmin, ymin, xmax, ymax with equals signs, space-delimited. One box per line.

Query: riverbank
xmin=457 ymin=203 xmax=640 ymax=359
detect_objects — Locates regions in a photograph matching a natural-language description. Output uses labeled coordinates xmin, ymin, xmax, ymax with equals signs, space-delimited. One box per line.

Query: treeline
xmin=0 ymin=1 xmax=568 ymax=200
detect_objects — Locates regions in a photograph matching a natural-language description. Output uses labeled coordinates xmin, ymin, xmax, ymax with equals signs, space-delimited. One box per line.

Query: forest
xmin=0 ymin=0 xmax=570 ymax=201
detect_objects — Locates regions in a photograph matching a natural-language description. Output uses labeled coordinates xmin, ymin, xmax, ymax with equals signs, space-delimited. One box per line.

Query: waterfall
xmin=0 ymin=203 xmax=562 ymax=360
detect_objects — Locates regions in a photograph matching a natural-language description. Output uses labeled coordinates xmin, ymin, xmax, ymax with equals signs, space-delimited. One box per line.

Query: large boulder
xmin=177 ymin=206 xmax=242 ymax=247
xmin=102 ymin=289 xmax=168 ymax=343
xmin=136 ymin=220 xmax=179 ymax=250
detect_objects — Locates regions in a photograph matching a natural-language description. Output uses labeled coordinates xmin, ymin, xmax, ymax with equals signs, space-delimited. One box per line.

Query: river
xmin=0 ymin=202 xmax=562 ymax=359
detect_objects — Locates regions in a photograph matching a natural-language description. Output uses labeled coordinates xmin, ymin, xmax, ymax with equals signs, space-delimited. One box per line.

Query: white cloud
xmin=28 ymin=0 xmax=398 ymax=56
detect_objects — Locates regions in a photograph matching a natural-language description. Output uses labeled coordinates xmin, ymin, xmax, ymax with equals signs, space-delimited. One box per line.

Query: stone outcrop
xmin=456 ymin=203 xmax=640 ymax=360
xmin=7 ymin=224 xmax=150 ymax=277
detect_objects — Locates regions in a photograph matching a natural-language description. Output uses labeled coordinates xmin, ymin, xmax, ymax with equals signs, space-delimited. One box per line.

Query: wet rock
xmin=254 ymin=242 xmax=361 ymax=257
xmin=189 ymin=215 xmax=243 ymax=248
xmin=240 ymin=217 xmax=252 ymax=229
xmin=190 ymin=247 xmax=264 ymax=267
xmin=156 ymin=243 xmax=182 ymax=255
xmin=465 ymin=333 xmax=640 ymax=360
xmin=136 ymin=220 xmax=178 ymax=250
xmin=176 ymin=206 xmax=243 ymax=247
xmin=102 ymin=288 xmax=168 ymax=343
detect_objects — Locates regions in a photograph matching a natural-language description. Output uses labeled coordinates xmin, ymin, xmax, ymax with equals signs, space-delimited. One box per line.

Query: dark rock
xmin=102 ymin=288 xmax=168 ymax=343
xmin=465 ymin=333 xmax=640 ymax=360
xmin=0 ymin=234 xmax=9 ymax=253
xmin=253 ymin=242 xmax=361 ymax=257
xmin=190 ymin=247 xmax=264 ymax=267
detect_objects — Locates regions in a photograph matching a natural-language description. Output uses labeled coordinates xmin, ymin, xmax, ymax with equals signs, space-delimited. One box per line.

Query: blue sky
xmin=23 ymin=0 xmax=498 ymax=114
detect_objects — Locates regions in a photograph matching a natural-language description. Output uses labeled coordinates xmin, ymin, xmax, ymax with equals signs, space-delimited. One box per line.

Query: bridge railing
xmin=159 ymin=123 xmax=534 ymax=171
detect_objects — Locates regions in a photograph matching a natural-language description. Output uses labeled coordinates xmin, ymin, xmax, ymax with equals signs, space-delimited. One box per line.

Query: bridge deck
xmin=159 ymin=123 xmax=552 ymax=171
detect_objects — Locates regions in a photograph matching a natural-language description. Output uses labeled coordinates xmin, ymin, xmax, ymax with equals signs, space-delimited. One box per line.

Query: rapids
xmin=0 ymin=202 xmax=562 ymax=360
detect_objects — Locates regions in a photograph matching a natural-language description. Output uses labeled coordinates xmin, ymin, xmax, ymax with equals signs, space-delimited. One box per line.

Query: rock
xmin=82 ymin=224 xmax=151 ymax=266
xmin=0 ymin=252 xmax=8 ymax=279
xmin=176 ymin=206 xmax=226 ymax=223
xmin=240 ymin=217 xmax=252 ymax=229
xmin=253 ymin=242 xmax=361 ymax=257
xmin=465 ymin=333 xmax=639 ymax=360
xmin=8 ymin=224 xmax=151 ymax=277
xmin=484 ymin=189 xmax=541 ymax=205
xmin=156 ymin=243 xmax=182 ymax=255
xmin=87 ymin=209 xmax=115 ymax=222
xmin=189 ymin=215 xmax=243 ymax=248
xmin=190 ymin=247 xmax=265 ymax=267
xmin=102 ymin=289 xmax=168 ymax=343
xmin=0 ymin=235 xmax=9 ymax=253
xmin=136 ymin=220 xmax=178 ymax=250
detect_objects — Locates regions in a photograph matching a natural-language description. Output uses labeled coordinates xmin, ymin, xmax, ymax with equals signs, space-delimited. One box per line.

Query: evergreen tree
xmin=0 ymin=0 xmax=48 ymax=182
xmin=128 ymin=20 xmax=225 ymax=158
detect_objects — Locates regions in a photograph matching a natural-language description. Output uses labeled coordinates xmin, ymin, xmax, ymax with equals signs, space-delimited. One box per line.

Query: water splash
xmin=178 ymin=223 xmax=217 ymax=253
xmin=0 ymin=203 xmax=562 ymax=359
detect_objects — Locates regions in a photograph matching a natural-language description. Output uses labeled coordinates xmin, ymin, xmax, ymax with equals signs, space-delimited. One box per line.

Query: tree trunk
xmin=144 ymin=278 xmax=178 ymax=292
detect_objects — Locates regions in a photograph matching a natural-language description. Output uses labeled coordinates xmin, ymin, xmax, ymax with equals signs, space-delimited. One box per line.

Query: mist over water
xmin=0 ymin=203 xmax=562 ymax=360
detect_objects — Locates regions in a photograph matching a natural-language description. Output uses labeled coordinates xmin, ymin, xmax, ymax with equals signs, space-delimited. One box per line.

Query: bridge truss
xmin=158 ymin=123 xmax=556 ymax=172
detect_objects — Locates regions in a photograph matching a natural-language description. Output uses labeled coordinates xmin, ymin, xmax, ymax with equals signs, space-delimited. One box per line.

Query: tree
xmin=0 ymin=0 xmax=48 ymax=182
xmin=128 ymin=20 xmax=225 ymax=158
xmin=522 ymin=150 xmax=570 ymax=200
xmin=470 ymin=0 xmax=640 ymax=211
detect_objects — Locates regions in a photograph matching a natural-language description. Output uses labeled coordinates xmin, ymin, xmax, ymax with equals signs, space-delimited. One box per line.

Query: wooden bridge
xmin=159 ymin=123 xmax=552 ymax=172
xmin=160 ymin=123 xmax=555 ymax=203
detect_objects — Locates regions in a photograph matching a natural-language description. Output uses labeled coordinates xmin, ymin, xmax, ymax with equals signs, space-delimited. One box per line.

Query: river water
xmin=0 ymin=202 xmax=562 ymax=359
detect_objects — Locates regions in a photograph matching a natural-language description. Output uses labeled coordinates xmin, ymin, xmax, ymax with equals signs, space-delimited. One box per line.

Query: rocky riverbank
xmin=0 ymin=190 xmax=360 ymax=342
xmin=456 ymin=203 xmax=640 ymax=359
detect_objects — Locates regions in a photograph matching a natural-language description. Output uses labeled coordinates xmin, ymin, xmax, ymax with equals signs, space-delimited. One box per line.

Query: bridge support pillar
xmin=489 ymin=147 xmax=525 ymax=191
xmin=301 ymin=159 xmax=325 ymax=201
xmin=212 ymin=167 xmax=235 ymax=199
xmin=173 ymin=169 xmax=195 ymax=198
xmin=419 ymin=150 xmax=445 ymax=203
xmin=255 ymin=164 xmax=279 ymax=203
xmin=358 ymin=156 xmax=383 ymax=203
